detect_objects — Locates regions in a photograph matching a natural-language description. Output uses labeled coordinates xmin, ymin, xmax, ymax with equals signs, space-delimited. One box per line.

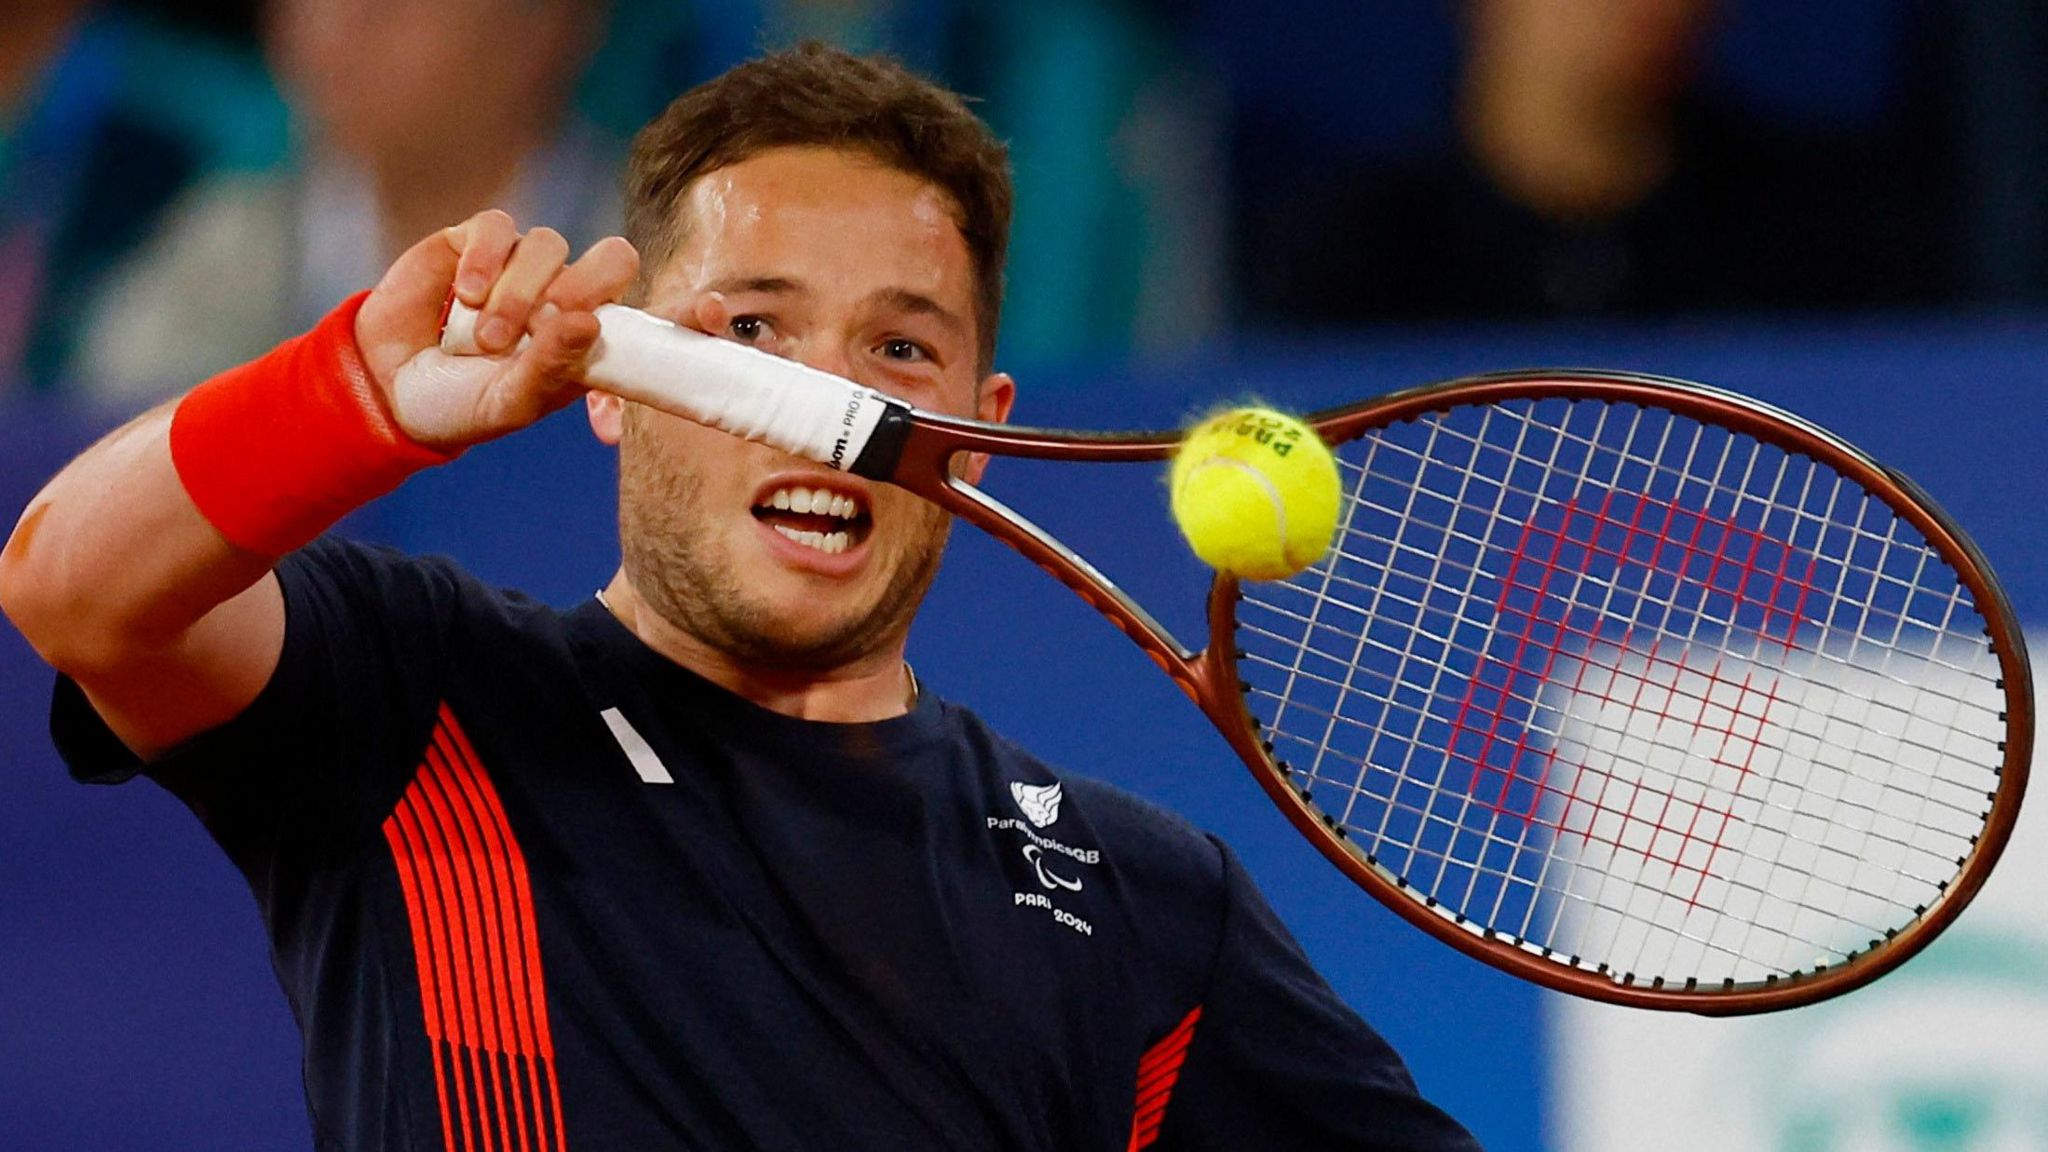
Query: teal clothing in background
xmin=13 ymin=1 xmax=1224 ymax=398
xmin=0 ymin=9 xmax=282 ymax=394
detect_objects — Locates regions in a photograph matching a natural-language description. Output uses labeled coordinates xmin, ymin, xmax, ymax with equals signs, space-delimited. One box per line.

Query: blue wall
xmin=2 ymin=318 xmax=2043 ymax=1151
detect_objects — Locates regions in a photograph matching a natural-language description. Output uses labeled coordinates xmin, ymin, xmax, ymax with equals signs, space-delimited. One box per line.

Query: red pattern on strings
xmin=1444 ymin=493 xmax=1818 ymax=896
xmin=383 ymin=704 xmax=569 ymax=1152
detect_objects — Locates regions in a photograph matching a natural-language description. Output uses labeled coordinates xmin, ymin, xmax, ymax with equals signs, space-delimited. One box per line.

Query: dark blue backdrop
xmin=2 ymin=317 xmax=2042 ymax=1151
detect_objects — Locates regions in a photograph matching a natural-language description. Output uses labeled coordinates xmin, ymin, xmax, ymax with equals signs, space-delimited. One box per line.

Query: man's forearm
xmin=0 ymin=402 xmax=274 ymax=675
xmin=2 ymin=211 xmax=635 ymax=758
xmin=0 ymin=291 xmax=446 ymax=756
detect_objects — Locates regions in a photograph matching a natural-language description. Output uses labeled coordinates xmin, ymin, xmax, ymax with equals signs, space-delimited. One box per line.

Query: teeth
xmin=771 ymin=524 xmax=851 ymax=554
xmin=758 ymin=485 xmax=863 ymax=520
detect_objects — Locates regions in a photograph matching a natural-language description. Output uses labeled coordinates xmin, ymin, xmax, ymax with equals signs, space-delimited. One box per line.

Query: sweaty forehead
xmin=650 ymin=147 xmax=971 ymax=301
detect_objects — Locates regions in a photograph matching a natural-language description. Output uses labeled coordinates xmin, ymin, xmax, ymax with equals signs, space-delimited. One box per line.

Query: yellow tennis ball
xmin=1170 ymin=407 xmax=1341 ymax=580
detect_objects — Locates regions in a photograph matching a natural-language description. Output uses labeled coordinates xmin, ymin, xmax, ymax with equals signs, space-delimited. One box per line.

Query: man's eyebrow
xmin=704 ymin=275 xmax=803 ymax=296
xmin=866 ymin=287 xmax=967 ymax=336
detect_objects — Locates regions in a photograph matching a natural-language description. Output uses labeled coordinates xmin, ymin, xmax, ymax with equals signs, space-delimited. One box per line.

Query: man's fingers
xmin=542 ymin=237 xmax=641 ymax=314
xmin=530 ymin=307 xmax=601 ymax=366
xmin=477 ymin=227 xmax=571 ymax=353
xmin=376 ymin=228 xmax=461 ymax=308
xmin=361 ymin=212 xmax=615 ymax=444
xmin=488 ymin=308 xmax=601 ymax=426
xmin=448 ymin=210 xmax=520 ymax=304
xmin=689 ymin=291 xmax=734 ymax=337
xmin=361 ymin=209 xmax=521 ymax=374
xmin=382 ymin=307 xmax=597 ymax=448
xmin=362 ymin=228 xmax=466 ymax=354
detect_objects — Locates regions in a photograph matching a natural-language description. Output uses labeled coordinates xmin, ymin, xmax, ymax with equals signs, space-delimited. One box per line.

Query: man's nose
xmin=795 ymin=338 xmax=856 ymax=383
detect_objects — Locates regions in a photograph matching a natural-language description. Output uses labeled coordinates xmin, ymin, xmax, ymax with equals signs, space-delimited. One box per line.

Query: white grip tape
xmin=441 ymin=300 xmax=895 ymax=470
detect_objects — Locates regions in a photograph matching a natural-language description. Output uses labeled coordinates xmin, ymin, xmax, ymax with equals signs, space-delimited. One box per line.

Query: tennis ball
xmin=1170 ymin=407 xmax=1341 ymax=580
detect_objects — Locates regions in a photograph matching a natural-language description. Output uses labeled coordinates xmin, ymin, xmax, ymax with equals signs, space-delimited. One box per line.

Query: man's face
xmin=590 ymin=145 xmax=1014 ymax=671
xmin=1475 ymin=0 xmax=1719 ymax=100
xmin=270 ymin=0 xmax=591 ymax=169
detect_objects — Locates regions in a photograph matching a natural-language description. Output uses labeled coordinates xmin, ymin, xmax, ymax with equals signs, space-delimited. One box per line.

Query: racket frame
xmin=877 ymin=371 xmax=2032 ymax=1014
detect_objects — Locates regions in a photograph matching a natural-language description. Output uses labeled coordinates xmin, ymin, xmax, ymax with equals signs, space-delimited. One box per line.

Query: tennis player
xmin=1 ymin=44 xmax=1480 ymax=1151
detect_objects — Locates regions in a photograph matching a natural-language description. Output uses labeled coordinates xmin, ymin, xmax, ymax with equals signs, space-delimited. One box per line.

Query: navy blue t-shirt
xmin=52 ymin=536 xmax=1481 ymax=1151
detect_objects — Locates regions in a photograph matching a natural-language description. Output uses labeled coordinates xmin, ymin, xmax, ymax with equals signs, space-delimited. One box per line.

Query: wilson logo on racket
xmin=829 ymin=395 xmax=866 ymax=469
xmin=1011 ymin=780 xmax=1064 ymax=828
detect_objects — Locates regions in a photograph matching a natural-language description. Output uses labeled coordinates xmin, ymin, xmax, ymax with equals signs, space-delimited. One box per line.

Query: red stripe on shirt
xmin=1127 ymin=1006 xmax=1203 ymax=1151
xmin=441 ymin=709 xmax=570 ymax=1152
xmin=432 ymin=723 xmax=538 ymax=1152
xmin=424 ymin=738 xmax=525 ymax=1152
xmin=384 ymin=800 xmax=461 ymax=1152
xmin=414 ymin=746 xmax=504 ymax=1152
xmin=384 ymin=704 xmax=570 ymax=1152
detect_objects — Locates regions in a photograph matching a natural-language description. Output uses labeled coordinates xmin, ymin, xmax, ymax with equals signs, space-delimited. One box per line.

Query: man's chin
xmin=662 ymin=582 xmax=898 ymax=668
xmin=710 ymin=613 xmax=897 ymax=671
xmin=625 ymin=527 xmax=944 ymax=673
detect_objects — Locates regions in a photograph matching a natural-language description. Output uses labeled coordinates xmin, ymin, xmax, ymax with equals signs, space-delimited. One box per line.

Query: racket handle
xmin=440 ymin=299 xmax=909 ymax=473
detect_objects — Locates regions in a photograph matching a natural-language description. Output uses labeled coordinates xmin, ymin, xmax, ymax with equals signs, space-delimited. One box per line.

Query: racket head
xmin=1198 ymin=371 xmax=2031 ymax=1014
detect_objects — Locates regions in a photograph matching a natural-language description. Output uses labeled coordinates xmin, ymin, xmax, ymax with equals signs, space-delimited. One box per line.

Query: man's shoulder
xmin=288 ymin=535 xmax=547 ymax=608
xmin=281 ymin=535 xmax=577 ymax=651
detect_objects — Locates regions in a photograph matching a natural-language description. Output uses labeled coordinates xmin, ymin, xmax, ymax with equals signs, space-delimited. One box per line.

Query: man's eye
xmin=879 ymin=339 xmax=928 ymax=362
xmin=730 ymin=316 xmax=770 ymax=342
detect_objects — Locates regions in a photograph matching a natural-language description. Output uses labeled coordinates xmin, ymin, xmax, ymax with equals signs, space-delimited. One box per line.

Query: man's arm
xmin=0 ymin=211 xmax=636 ymax=759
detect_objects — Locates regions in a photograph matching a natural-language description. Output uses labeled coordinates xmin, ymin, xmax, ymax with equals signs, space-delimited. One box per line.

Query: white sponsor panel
xmin=1529 ymin=630 xmax=2000 ymax=991
xmin=1549 ymin=632 xmax=2045 ymax=1152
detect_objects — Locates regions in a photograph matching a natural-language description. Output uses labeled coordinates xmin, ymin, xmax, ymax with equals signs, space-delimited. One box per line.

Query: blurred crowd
xmin=1 ymin=0 xmax=2033 ymax=404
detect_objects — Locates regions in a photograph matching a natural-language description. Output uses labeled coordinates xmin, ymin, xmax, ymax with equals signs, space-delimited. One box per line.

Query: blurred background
xmin=2 ymin=1 xmax=2045 ymax=1149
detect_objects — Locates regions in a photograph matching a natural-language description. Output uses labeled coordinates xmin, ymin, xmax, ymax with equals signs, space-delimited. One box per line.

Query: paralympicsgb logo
xmin=1011 ymin=780 xmax=1063 ymax=827
xmin=989 ymin=779 xmax=1096 ymax=938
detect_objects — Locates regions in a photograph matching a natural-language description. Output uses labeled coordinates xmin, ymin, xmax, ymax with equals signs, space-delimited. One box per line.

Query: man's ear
xmin=958 ymin=371 xmax=1017 ymax=484
xmin=587 ymin=390 xmax=626 ymax=445
xmin=978 ymin=371 xmax=1016 ymax=425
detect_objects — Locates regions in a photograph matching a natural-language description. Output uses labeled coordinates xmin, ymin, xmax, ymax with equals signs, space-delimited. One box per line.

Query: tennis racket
xmin=444 ymin=301 xmax=2032 ymax=1014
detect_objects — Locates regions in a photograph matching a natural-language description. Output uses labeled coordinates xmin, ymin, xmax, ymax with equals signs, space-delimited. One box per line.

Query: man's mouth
xmin=752 ymin=484 xmax=872 ymax=555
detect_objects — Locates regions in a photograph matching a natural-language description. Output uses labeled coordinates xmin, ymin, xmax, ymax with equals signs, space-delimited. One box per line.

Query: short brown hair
xmin=624 ymin=43 xmax=1013 ymax=371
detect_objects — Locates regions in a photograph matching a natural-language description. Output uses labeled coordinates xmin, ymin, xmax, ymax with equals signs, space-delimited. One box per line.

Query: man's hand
xmin=356 ymin=209 xmax=640 ymax=449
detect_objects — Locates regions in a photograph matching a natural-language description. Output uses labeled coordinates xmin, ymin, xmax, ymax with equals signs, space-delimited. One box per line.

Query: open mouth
xmin=752 ymin=483 xmax=872 ymax=555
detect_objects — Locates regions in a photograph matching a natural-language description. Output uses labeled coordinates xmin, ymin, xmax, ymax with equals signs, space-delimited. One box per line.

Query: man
xmin=1 ymin=44 xmax=1480 ymax=1151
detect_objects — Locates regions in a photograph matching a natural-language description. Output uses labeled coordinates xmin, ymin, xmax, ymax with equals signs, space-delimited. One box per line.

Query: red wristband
xmin=170 ymin=291 xmax=456 ymax=555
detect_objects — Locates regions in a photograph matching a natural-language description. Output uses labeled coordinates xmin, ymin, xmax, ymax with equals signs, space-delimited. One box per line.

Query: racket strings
xmin=1246 ymin=676 xmax=1950 ymax=928
xmin=1243 ymin=662 xmax=1939 ymax=975
xmin=1238 ymin=592 xmax=1997 ymax=845
xmin=1338 ymin=398 xmax=1936 ymax=560
xmin=1326 ymin=431 xmax=1990 ymax=684
xmin=1309 ymin=474 xmax=1998 ymax=718
xmin=1234 ymin=397 xmax=2007 ymax=991
xmin=1240 ymin=660 xmax=1985 ymax=861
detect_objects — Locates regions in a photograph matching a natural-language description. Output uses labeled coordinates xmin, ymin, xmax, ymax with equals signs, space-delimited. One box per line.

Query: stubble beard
xmin=616 ymin=421 xmax=951 ymax=671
